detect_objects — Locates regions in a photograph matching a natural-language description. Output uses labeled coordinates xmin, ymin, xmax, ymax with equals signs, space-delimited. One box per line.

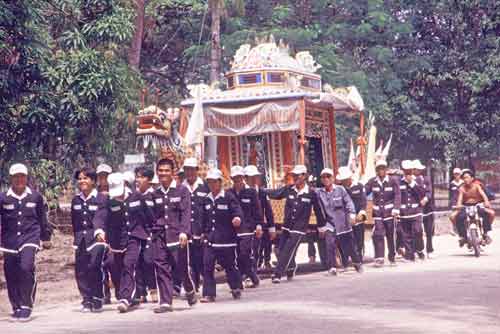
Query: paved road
xmin=1 ymin=228 xmax=499 ymax=334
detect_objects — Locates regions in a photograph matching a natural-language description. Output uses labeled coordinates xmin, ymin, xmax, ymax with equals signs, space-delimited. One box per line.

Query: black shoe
xmin=153 ymin=304 xmax=173 ymax=313
xmin=91 ymin=299 xmax=103 ymax=313
xmin=186 ymin=291 xmax=198 ymax=306
xmin=483 ymin=234 xmax=492 ymax=245
xmin=17 ymin=308 xmax=32 ymax=322
xmin=81 ymin=301 xmax=93 ymax=313
xmin=354 ymin=264 xmax=364 ymax=273
xmin=417 ymin=252 xmax=426 ymax=260
xmin=231 ymin=289 xmax=242 ymax=300
xmin=9 ymin=309 xmax=21 ymax=322
xmin=459 ymin=238 xmax=466 ymax=248
xmin=271 ymin=275 xmax=281 ymax=284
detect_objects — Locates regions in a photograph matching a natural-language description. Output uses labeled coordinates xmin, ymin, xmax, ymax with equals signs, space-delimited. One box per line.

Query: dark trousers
xmin=274 ymin=231 xmax=303 ymax=279
xmin=102 ymin=250 xmax=113 ymax=300
xmin=257 ymin=229 xmax=272 ymax=266
xmin=4 ymin=246 xmax=37 ymax=311
xmin=372 ymin=219 xmax=396 ymax=262
xmin=117 ymin=237 xmax=143 ymax=304
xmin=399 ymin=219 xmax=418 ymax=260
xmin=189 ymin=239 xmax=204 ymax=292
xmin=135 ymin=239 xmax=156 ymax=299
xmin=352 ymin=223 xmax=365 ymax=259
xmin=109 ymin=252 xmax=124 ymax=301
xmin=237 ymin=235 xmax=259 ymax=284
xmin=325 ymin=231 xmax=361 ymax=270
xmin=75 ymin=241 xmax=106 ymax=303
xmin=307 ymin=233 xmax=317 ymax=258
xmin=203 ymin=246 xmax=242 ymax=297
xmin=153 ymin=235 xmax=195 ymax=305
xmin=423 ymin=213 xmax=435 ymax=253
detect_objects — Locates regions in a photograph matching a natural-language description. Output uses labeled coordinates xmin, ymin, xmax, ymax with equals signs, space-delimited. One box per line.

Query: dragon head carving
xmin=136 ymin=105 xmax=187 ymax=164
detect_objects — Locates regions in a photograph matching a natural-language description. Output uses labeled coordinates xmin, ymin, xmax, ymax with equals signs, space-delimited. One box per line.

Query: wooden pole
xmin=328 ymin=107 xmax=338 ymax=175
xmin=298 ymin=98 xmax=306 ymax=165
xmin=359 ymin=110 xmax=366 ymax=176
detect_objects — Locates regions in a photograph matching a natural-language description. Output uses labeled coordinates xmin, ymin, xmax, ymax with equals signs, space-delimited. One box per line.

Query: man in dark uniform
xmin=182 ymin=157 xmax=209 ymax=293
xmin=414 ymin=160 xmax=435 ymax=259
xmin=200 ymin=168 xmax=244 ymax=303
xmin=449 ymin=168 xmax=463 ymax=210
xmin=96 ymin=173 xmax=155 ymax=313
xmin=244 ymin=165 xmax=276 ymax=270
xmin=398 ymin=161 xmax=426 ymax=262
xmin=0 ymin=163 xmax=52 ymax=322
xmin=316 ymin=168 xmax=363 ymax=275
xmin=365 ymin=160 xmax=401 ymax=267
xmin=228 ymin=165 xmax=263 ymax=289
xmin=96 ymin=163 xmax=113 ymax=304
xmin=265 ymin=164 xmax=326 ymax=283
xmin=71 ymin=167 xmax=108 ymax=313
xmin=151 ymin=158 xmax=197 ymax=313
xmin=133 ymin=166 xmax=157 ymax=303
xmin=336 ymin=166 xmax=367 ymax=261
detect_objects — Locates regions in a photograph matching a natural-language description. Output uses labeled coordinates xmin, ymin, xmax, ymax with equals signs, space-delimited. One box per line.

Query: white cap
xmin=453 ymin=167 xmax=461 ymax=174
xmin=336 ymin=166 xmax=352 ymax=181
xmin=413 ymin=160 xmax=426 ymax=170
xmin=375 ymin=160 xmax=388 ymax=168
xmin=122 ymin=171 xmax=136 ymax=186
xmin=108 ymin=173 xmax=125 ymax=198
xmin=320 ymin=168 xmax=334 ymax=176
xmin=291 ymin=165 xmax=307 ymax=175
xmin=244 ymin=165 xmax=260 ymax=177
xmin=9 ymin=163 xmax=28 ymax=176
xmin=206 ymin=168 xmax=223 ymax=180
xmin=401 ymin=160 xmax=413 ymax=170
xmin=151 ymin=174 xmax=159 ymax=184
xmin=230 ymin=165 xmax=245 ymax=178
xmin=177 ymin=167 xmax=184 ymax=175
xmin=183 ymin=157 xmax=198 ymax=169
xmin=96 ymin=163 xmax=112 ymax=175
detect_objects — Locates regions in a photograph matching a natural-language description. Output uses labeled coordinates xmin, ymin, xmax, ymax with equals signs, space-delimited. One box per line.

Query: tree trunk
xmin=128 ymin=0 xmax=147 ymax=70
xmin=210 ymin=0 xmax=222 ymax=83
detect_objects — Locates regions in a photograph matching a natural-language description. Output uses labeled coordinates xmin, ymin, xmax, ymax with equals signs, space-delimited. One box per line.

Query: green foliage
xmin=30 ymin=159 xmax=71 ymax=209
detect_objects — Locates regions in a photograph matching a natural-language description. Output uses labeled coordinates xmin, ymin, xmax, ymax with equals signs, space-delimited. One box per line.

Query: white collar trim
xmin=7 ymin=187 xmax=32 ymax=200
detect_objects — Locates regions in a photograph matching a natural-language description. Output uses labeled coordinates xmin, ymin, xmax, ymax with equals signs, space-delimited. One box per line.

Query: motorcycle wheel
xmin=470 ymin=229 xmax=481 ymax=258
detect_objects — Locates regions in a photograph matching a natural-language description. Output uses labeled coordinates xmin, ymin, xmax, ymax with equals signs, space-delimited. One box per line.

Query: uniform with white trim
xmin=71 ymin=188 xmax=108 ymax=310
xmin=398 ymin=161 xmax=426 ymax=261
xmin=0 ymin=164 xmax=52 ymax=319
xmin=365 ymin=162 xmax=401 ymax=264
xmin=201 ymin=170 xmax=243 ymax=299
xmin=134 ymin=187 xmax=157 ymax=302
xmin=152 ymin=179 xmax=196 ymax=308
xmin=337 ymin=166 xmax=367 ymax=259
xmin=96 ymin=173 xmax=155 ymax=311
xmin=414 ymin=160 xmax=435 ymax=255
xmin=182 ymin=176 xmax=209 ymax=292
xmin=256 ymin=185 xmax=276 ymax=268
xmin=227 ymin=166 xmax=263 ymax=287
xmin=266 ymin=165 xmax=326 ymax=282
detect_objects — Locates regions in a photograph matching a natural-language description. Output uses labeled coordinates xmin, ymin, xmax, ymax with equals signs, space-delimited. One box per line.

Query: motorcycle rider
xmin=452 ymin=169 xmax=494 ymax=246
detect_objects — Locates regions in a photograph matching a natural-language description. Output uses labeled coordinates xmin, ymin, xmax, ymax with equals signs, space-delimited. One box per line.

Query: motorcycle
xmin=463 ymin=204 xmax=486 ymax=257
